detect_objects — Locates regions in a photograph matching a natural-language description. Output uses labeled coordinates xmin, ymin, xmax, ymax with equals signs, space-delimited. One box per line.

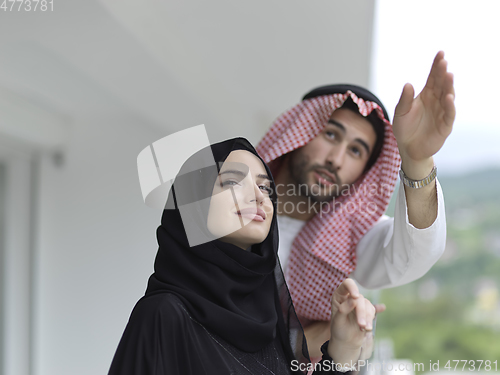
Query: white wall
xmin=0 ymin=148 xmax=34 ymax=375
xmin=0 ymin=1 xmax=377 ymax=374
xmin=34 ymin=114 xmax=162 ymax=374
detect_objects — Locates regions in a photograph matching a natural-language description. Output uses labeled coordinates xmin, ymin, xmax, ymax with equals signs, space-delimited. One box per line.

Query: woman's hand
xmin=303 ymin=320 xmax=331 ymax=358
xmin=327 ymin=279 xmax=385 ymax=366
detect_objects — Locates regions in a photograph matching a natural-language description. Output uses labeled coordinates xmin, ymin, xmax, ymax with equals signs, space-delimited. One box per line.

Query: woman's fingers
xmin=334 ymin=278 xmax=360 ymax=299
xmin=331 ymin=279 xmax=381 ymax=332
xmin=331 ymin=278 xmax=360 ymax=315
xmin=336 ymin=295 xmax=366 ymax=329
xmin=335 ymin=295 xmax=377 ymax=331
xmin=363 ymin=299 xmax=376 ymax=330
xmin=374 ymin=303 xmax=386 ymax=314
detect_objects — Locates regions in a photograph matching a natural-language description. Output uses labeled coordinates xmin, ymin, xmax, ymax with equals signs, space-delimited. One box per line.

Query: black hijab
xmin=144 ymin=137 xmax=307 ymax=362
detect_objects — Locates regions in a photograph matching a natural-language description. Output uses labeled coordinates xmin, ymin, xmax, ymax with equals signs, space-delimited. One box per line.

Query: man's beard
xmin=287 ymin=150 xmax=343 ymax=203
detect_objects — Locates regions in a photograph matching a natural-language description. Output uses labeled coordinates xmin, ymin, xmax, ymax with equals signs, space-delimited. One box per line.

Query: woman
xmin=109 ymin=138 xmax=376 ymax=374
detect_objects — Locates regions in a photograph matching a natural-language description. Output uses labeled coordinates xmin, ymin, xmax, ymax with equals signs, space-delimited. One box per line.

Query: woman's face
xmin=207 ymin=150 xmax=274 ymax=250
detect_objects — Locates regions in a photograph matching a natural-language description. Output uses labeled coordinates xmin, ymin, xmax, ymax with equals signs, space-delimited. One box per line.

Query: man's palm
xmin=393 ymin=51 xmax=455 ymax=162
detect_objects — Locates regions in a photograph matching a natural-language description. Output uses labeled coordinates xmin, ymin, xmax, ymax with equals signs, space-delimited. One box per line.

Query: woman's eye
xmin=259 ymin=185 xmax=273 ymax=195
xmin=221 ymin=180 xmax=239 ymax=187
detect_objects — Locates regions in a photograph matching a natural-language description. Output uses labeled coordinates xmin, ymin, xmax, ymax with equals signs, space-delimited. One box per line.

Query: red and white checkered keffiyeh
xmin=256 ymin=91 xmax=401 ymax=321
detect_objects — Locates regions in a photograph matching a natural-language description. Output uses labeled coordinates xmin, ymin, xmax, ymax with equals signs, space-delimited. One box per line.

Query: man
xmin=256 ymin=51 xmax=455 ymax=356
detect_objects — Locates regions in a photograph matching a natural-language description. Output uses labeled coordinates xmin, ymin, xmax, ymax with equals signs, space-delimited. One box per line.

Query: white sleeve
xmin=350 ymin=179 xmax=446 ymax=290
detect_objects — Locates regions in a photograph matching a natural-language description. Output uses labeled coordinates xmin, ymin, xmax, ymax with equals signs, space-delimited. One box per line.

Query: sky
xmin=372 ymin=0 xmax=500 ymax=175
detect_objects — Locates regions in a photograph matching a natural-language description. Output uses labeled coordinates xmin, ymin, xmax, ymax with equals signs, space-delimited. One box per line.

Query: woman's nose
xmin=251 ymin=182 xmax=265 ymax=205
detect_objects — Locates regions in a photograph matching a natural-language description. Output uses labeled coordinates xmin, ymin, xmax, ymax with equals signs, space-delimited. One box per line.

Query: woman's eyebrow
xmin=219 ymin=169 xmax=246 ymax=177
xmin=219 ymin=170 xmax=271 ymax=181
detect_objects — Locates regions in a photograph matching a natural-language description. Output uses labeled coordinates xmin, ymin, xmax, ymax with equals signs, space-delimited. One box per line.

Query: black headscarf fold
xmin=145 ymin=138 xmax=307 ymax=362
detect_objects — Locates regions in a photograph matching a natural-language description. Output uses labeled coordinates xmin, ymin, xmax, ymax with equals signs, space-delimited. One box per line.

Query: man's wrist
xmin=400 ymin=155 xmax=434 ymax=181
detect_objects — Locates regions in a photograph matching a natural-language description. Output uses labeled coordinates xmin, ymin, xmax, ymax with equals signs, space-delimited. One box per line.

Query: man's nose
xmin=325 ymin=145 xmax=346 ymax=170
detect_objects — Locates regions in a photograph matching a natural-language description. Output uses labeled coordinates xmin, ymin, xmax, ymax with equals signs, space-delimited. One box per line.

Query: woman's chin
xmin=218 ymin=232 xmax=268 ymax=250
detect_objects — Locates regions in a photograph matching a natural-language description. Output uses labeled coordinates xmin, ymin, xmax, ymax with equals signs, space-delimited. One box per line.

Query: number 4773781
xmin=1 ymin=0 xmax=54 ymax=12
xmin=444 ymin=360 xmax=498 ymax=372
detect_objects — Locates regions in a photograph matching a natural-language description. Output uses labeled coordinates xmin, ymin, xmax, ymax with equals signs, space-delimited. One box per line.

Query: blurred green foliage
xmin=376 ymin=168 xmax=500 ymax=363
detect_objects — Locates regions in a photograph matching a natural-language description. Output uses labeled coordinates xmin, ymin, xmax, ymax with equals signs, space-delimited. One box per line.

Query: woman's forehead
xmin=221 ymin=150 xmax=267 ymax=176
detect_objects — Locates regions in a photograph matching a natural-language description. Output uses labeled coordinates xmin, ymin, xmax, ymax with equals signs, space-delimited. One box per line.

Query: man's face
xmin=287 ymin=108 xmax=377 ymax=202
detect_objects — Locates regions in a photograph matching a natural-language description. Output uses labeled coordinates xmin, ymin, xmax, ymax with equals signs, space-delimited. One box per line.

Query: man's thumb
xmin=394 ymin=83 xmax=415 ymax=117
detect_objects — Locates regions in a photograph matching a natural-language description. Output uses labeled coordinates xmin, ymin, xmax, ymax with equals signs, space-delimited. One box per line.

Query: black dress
xmin=109 ymin=293 xmax=345 ymax=375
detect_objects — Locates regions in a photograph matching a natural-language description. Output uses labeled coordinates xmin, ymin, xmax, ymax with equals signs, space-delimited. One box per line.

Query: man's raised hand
xmin=393 ymin=51 xmax=455 ymax=167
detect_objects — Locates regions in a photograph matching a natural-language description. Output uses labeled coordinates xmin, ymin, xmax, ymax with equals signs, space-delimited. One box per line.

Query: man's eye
xmin=325 ymin=131 xmax=336 ymax=139
xmin=350 ymin=147 xmax=361 ymax=156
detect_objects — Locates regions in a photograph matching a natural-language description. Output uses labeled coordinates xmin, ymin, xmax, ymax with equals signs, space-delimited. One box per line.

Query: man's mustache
xmin=309 ymin=164 xmax=341 ymax=186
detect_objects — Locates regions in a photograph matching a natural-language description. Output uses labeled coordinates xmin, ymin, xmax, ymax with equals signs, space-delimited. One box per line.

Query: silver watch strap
xmin=399 ymin=166 xmax=437 ymax=189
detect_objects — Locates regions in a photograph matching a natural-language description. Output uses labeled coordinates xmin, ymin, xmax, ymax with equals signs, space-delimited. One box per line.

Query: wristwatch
xmin=399 ymin=166 xmax=437 ymax=189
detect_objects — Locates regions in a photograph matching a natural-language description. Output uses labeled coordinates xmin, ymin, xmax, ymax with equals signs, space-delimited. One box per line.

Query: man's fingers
xmin=441 ymin=72 xmax=456 ymax=129
xmin=444 ymin=71 xmax=455 ymax=98
xmin=430 ymin=58 xmax=448 ymax=99
xmin=443 ymin=93 xmax=456 ymax=130
xmin=394 ymin=83 xmax=414 ymax=118
xmin=424 ymin=51 xmax=445 ymax=91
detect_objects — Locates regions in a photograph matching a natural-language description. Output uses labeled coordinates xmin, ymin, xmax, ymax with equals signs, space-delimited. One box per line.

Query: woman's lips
xmin=236 ymin=207 xmax=266 ymax=222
